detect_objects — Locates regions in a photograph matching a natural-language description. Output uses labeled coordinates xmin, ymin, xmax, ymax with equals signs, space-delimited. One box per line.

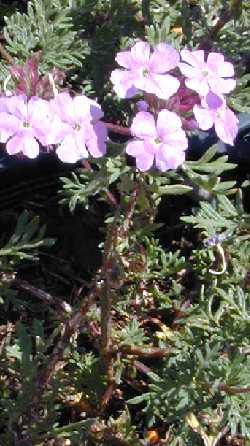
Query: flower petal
xmin=208 ymin=77 xmax=236 ymax=95
xmin=149 ymin=43 xmax=180 ymax=73
xmin=178 ymin=63 xmax=201 ymax=79
xmin=0 ymin=97 xmax=9 ymax=113
xmin=5 ymin=95 xmax=28 ymax=120
xmin=193 ymin=105 xmax=214 ymax=130
xmin=217 ymin=62 xmax=235 ymax=78
xmin=130 ymin=41 xmax=151 ymax=66
xmin=110 ymin=69 xmax=138 ymax=98
xmin=134 ymin=73 xmax=179 ymax=99
xmin=126 ymin=140 xmax=145 ymax=156
xmin=185 ymin=77 xmax=209 ymax=96
xmin=214 ymin=107 xmax=239 ymax=145
xmin=29 ymin=96 xmax=51 ymax=121
xmin=207 ymin=53 xmax=234 ymax=77
xmin=156 ymin=144 xmax=185 ymax=170
xmin=156 ymin=109 xmax=182 ymax=139
xmin=136 ymin=154 xmax=154 ymax=171
xmin=180 ymin=49 xmax=205 ymax=68
xmin=86 ymin=121 xmax=107 ymax=157
xmin=116 ymin=50 xmax=135 ymax=69
xmin=56 ymin=133 xmax=88 ymax=163
xmin=6 ymin=133 xmax=39 ymax=158
xmin=136 ymin=100 xmax=149 ymax=112
xmin=203 ymin=91 xmax=225 ymax=110
xmin=131 ymin=112 xmax=157 ymax=139
xmin=50 ymin=92 xmax=76 ymax=124
xmin=73 ymin=95 xmax=103 ymax=121
xmin=37 ymin=117 xmax=70 ymax=146
xmin=150 ymin=73 xmax=180 ymax=99
xmin=206 ymin=52 xmax=225 ymax=71
xmin=0 ymin=112 xmax=21 ymax=143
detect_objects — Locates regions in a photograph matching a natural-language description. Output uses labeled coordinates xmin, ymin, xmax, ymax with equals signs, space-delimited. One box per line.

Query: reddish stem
xmin=105 ymin=122 xmax=131 ymax=137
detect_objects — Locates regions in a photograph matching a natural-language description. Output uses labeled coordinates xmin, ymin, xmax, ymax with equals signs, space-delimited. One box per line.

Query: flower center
xmin=202 ymin=69 xmax=209 ymax=77
xmin=23 ymin=121 xmax=29 ymax=128
xmin=154 ymin=137 xmax=161 ymax=145
xmin=142 ymin=68 xmax=149 ymax=76
xmin=74 ymin=123 xmax=81 ymax=131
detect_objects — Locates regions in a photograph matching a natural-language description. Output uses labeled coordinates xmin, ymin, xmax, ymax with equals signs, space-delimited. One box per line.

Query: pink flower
xmin=0 ymin=95 xmax=57 ymax=158
xmin=193 ymin=91 xmax=239 ymax=145
xmin=50 ymin=93 xmax=107 ymax=163
xmin=126 ymin=110 xmax=188 ymax=171
xmin=179 ymin=50 xmax=236 ymax=96
xmin=111 ymin=41 xmax=180 ymax=100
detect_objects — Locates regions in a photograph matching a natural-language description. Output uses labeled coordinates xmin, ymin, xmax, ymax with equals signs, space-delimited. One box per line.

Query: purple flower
xmin=111 ymin=41 xmax=180 ymax=100
xmin=136 ymin=100 xmax=149 ymax=112
xmin=126 ymin=110 xmax=188 ymax=171
xmin=193 ymin=91 xmax=239 ymax=145
xmin=50 ymin=93 xmax=107 ymax=163
xmin=0 ymin=95 xmax=57 ymax=158
xmin=179 ymin=50 xmax=236 ymax=96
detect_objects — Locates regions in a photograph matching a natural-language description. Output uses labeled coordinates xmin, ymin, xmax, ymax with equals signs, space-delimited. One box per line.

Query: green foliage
xmin=118 ymin=318 xmax=148 ymax=346
xmin=182 ymin=194 xmax=244 ymax=238
xmin=60 ymin=144 xmax=130 ymax=211
xmin=0 ymin=210 xmax=54 ymax=264
xmin=0 ymin=1 xmax=250 ymax=445
xmin=0 ymin=0 xmax=87 ymax=81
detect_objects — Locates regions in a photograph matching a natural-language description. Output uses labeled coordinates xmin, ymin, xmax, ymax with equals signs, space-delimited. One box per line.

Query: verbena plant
xmin=0 ymin=1 xmax=250 ymax=445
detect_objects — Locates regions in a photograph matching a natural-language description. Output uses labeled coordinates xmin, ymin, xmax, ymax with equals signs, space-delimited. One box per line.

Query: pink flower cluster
xmin=111 ymin=41 xmax=238 ymax=172
xmin=0 ymin=93 xmax=107 ymax=162
xmin=0 ymin=42 xmax=238 ymax=175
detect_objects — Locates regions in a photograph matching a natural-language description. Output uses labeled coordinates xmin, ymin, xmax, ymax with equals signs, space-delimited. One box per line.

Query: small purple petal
xmin=136 ymin=100 xmax=149 ymax=112
xmin=204 ymin=91 xmax=224 ymax=110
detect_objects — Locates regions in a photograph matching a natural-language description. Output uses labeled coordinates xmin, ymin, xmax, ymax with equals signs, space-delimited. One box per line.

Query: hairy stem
xmin=0 ymin=42 xmax=14 ymax=65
